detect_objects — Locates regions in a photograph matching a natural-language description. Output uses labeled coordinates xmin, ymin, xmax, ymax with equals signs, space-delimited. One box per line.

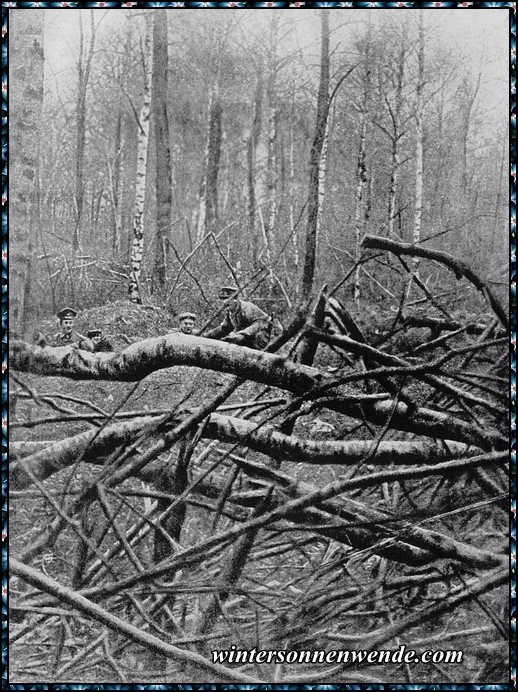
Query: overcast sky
xmin=39 ymin=7 xmax=507 ymax=123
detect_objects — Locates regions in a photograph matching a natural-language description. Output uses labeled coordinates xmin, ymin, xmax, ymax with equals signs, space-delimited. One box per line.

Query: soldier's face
xmin=61 ymin=318 xmax=74 ymax=334
xmin=92 ymin=335 xmax=102 ymax=344
xmin=180 ymin=319 xmax=195 ymax=334
xmin=223 ymin=296 xmax=238 ymax=310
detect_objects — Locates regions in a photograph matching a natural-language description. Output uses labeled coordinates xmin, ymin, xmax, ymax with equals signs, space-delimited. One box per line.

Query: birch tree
xmin=300 ymin=10 xmax=330 ymax=302
xmin=128 ymin=14 xmax=153 ymax=304
xmin=73 ymin=11 xmax=98 ymax=253
xmin=411 ymin=12 xmax=425 ymax=282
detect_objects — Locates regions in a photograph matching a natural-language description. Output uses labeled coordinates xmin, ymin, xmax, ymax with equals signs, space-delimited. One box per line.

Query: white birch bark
xmin=411 ymin=13 xmax=425 ymax=282
xmin=128 ymin=15 xmax=153 ymax=304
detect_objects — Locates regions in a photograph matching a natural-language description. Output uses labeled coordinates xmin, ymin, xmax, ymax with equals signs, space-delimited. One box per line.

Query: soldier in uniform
xmin=178 ymin=312 xmax=198 ymax=335
xmin=86 ymin=328 xmax=114 ymax=352
xmin=205 ymin=286 xmax=271 ymax=348
xmin=48 ymin=308 xmax=93 ymax=350
xmin=170 ymin=312 xmax=198 ymax=335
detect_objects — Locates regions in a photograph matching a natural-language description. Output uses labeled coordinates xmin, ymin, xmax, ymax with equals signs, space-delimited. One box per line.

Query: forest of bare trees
xmin=8 ymin=6 xmax=510 ymax=685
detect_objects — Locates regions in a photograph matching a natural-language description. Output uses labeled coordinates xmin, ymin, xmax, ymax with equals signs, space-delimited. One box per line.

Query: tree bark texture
xmin=9 ymin=10 xmax=44 ymax=338
xmin=10 ymin=335 xmax=502 ymax=449
xmin=128 ymin=14 xmax=153 ymax=304
xmin=301 ymin=11 xmax=330 ymax=301
xmin=152 ymin=10 xmax=172 ymax=291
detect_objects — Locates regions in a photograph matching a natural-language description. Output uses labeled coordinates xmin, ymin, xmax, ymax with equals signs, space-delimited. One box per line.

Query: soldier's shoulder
xmin=241 ymin=300 xmax=267 ymax=318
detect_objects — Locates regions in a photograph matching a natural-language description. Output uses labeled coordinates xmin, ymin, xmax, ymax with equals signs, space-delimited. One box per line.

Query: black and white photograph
xmin=8 ymin=4 xmax=510 ymax=685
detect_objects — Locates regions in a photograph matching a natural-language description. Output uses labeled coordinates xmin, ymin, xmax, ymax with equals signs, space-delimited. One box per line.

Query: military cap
xmin=218 ymin=286 xmax=239 ymax=300
xmin=178 ymin=312 xmax=197 ymax=321
xmin=57 ymin=307 xmax=78 ymax=320
xmin=87 ymin=329 xmax=102 ymax=338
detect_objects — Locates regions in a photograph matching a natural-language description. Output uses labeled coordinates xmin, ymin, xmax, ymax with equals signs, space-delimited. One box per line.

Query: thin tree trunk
xmin=108 ymin=103 xmax=123 ymax=254
xmin=197 ymin=82 xmax=222 ymax=241
xmin=410 ymin=13 xmax=425 ymax=287
xmin=152 ymin=10 xmax=172 ymax=292
xmin=353 ymin=93 xmax=370 ymax=309
xmin=128 ymin=15 xmax=153 ymax=304
xmin=246 ymin=61 xmax=265 ymax=267
xmin=301 ymin=11 xmax=330 ymax=301
xmin=387 ymin=43 xmax=406 ymax=240
xmin=73 ymin=12 xmax=96 ymax=253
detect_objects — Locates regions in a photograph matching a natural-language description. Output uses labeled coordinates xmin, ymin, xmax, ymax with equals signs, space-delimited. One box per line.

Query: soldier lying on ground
xmin=205 ymin=286 xmax=271 ymax=349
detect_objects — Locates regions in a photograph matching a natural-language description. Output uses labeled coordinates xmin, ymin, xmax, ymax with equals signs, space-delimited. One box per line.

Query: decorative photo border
xmin=1 ymin=2 xmax=514 ymax=689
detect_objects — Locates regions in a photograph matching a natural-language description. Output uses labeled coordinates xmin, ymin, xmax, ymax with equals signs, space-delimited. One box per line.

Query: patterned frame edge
xmin=0 ymin=2 xmax=515 ymax=690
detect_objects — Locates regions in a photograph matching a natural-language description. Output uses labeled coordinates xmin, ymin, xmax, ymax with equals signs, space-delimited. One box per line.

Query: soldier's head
xmin=178 ymin=312 xmax=197 ymax=335
xmin=87 ymin=328 xmax=103 ymax=345
xmin=218 ymin=286 xmax=239 ymax=308
xmin=57 ymin=307 xmax=77 ymax=335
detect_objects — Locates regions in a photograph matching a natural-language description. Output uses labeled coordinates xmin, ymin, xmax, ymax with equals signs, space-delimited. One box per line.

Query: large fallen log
xmin=10 ymin=337 xmax=503 ymax=448
xmin=10 ymin=335 xmax=320 ymax=392
xmin=10 ymin=411 xmax=485 ymax=491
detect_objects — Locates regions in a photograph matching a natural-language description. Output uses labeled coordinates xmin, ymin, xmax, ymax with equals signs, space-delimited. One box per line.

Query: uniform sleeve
xmin=235 ymin=302 xmax=269 ymax=338
xmin=205 ymin=313 xmax=233 ymax=339
xmin=77 ymin=335 xmax=95 ymax=352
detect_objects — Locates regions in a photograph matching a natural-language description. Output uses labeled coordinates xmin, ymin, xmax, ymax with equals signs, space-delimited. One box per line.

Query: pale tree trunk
xmin=220 ymin=127 xmax=229 ymax=216
xmin=411 ymin=13 xmax=425 ymax=284
xmin=10 ymin=10 xmax=45 ymax=338
xmin=108 ymin=92 xmax=123 ymax=254
xmin=316 ymin=119 xmax=330 ymax=244
xmin=197 ymin=79 xmax=222 ymax=242
xmin=152 ymin=9 xmax=172 ymax=292
xmin=301 ymin=10 xmax=330 ymax=302
xmin=289 ymin=90 xmax=299 ymax=270
xmin=73 ymin=11 xmax=96 ymax=254
xmin=265 ymin=46 xmax=278 ymax=263
xmin=128 ymin=15 xmax=153 ymax=304
xmin=387 ymin=42 xmax=406 ymax=240
xmin=246 ymin=60 xmax=264 ymax=266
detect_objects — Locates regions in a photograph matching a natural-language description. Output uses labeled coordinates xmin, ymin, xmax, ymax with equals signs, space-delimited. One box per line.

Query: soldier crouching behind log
xmin=86 ymin=328 xmax=114 ymax=352
xmin=205 ymin=286 xmax=271 ymax=349
xmin=37 ymin=307 xmax=94 ymax=350
xmin=170 ymin=312 xmax=199 ymax=335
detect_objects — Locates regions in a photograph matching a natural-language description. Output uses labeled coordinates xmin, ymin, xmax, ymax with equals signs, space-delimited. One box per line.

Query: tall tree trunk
xmin=152 ymin=10 xmax=172 ymax=292
xmin=197 ymin=81 xmax=222 ymax=241
xmin=246 ymin=62 xmax=264 ymax=266
xmin=353 ymin=38 xmax=372 ymax=311
xmin=10 ymin=10 xmax=45 ymax=338
xmin=353 ymin=113 xmax=368 ymax=311
xmin=206 ymin=100 xmax=222 ymax=234
xmin=73 ymin=12 xmax=96 ymax=254
xmin=387 ymin=42 xmax=406 ymax=240
xmin=108 ymin=96 xmax=123 ymax=254
xmin=288 ymin=90 xmax=299 ymax=271
xmin=128 ymin=15 xmax=153 ymax=304
xmin=300 ymin=11 xmax=330 ymax=302
xmin=411 ymin=13 xmax=425 ymax=283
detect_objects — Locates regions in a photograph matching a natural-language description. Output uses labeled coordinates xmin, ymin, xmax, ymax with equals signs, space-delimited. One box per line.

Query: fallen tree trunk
xmin=10 ymin=337 xmax=503 ymax=448
xmin=10 ymin=335 xmax=321 ymax=392
xmin=10 ymin=410 xmax=485 ymax=491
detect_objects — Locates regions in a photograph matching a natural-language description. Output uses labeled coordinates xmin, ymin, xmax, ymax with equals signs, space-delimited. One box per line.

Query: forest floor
xmin=9 ymin=299 xmax=508 ymax=683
